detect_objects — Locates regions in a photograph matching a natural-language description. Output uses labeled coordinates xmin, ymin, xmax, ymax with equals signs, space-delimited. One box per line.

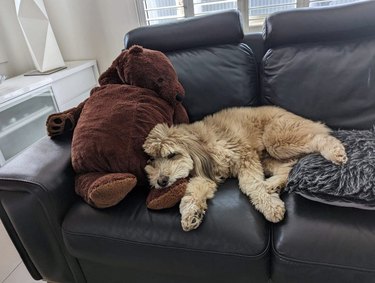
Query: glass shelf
xmin=0 ymin=86 xmax=58 ymax=165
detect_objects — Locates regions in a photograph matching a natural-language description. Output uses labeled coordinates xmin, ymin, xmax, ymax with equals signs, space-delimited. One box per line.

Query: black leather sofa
xmin=1 ymin=2 xmax=375 ymax=283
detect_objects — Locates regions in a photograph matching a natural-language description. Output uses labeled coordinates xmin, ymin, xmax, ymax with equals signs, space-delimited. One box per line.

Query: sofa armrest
xmin=0 ymin=135 xmax=85 ymax=283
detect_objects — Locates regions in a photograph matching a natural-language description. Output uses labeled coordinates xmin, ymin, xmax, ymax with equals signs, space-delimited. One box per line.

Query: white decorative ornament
xmin=14 ymin=0 xmax=65 ymax=73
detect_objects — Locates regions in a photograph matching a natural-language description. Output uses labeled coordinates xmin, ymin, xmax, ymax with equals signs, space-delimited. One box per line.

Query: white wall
xmin=0 ymin=36 xmax=8 ymax=64
xmin=0 ymin=0 xmax=140 ymax=78
xmin=0 ymin=0 xmax=35 ymax=77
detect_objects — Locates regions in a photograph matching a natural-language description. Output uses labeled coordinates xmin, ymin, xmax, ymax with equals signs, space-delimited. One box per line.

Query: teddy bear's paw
xmin=146 ymin=177 xmax=188 ymax=210
xmin=87 ymin=173 xmax=137 ymax=208
xmin=46 ymin=113 xmax=72 ymax=137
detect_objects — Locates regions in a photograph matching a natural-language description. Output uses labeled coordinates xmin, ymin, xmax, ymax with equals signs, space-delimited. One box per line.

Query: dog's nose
xmin=157 ymin=176 xmax=169 ymax=187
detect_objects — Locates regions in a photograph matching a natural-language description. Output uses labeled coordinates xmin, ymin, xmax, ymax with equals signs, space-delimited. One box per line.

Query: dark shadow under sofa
xmin=1 ymin=2 xmax=375 ymax=283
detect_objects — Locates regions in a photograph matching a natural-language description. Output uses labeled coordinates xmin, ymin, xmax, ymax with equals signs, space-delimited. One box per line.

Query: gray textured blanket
xmin=285 ymin=128 xmax=375 ymax=209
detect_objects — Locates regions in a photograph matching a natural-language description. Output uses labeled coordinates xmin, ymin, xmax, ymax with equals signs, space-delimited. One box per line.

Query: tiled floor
xmin=0 ymin=220 xmax=39 ymax=283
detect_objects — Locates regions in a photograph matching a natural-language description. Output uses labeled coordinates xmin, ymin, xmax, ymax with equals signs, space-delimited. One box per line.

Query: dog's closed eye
xmin=167 ymin=152 xmax=180 ymax=159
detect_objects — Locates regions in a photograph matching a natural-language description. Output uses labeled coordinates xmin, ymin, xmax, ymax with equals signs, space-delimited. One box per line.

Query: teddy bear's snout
xmin=176 ymin=94 xmax=183 ymax=102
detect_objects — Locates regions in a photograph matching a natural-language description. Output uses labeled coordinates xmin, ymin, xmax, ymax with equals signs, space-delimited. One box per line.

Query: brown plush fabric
xmin=46 ymin=100 xmax=86 ymax=137
xmin=146 ymin=178 xmax=189 ymax=210
xmin=76 ymin=173 xmax=137 ymax=208
xmin=46 ymin=46 xmax=189 ymax=208
xmin=71 ymin=84 xmax=176 ymax=182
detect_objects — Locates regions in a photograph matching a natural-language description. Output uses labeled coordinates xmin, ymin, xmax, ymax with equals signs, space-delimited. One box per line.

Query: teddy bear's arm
xmin=46 ymin=99 xmax=87 ymax=137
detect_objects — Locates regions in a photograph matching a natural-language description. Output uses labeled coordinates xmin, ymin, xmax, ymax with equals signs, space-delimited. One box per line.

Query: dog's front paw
xmin=180 ymin=196 xmax=205 ymax=232
xmin=262 ymin=193 xmax=285 ymax=223
xmin=181 ymin=209 xmax=205 ymax=232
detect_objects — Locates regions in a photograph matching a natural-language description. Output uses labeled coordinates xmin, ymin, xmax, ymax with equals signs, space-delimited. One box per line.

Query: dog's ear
xmin=182 ymin=138 xmax=218 ymax=183
xmin=143 ymin=123 xmax=171 ymax=157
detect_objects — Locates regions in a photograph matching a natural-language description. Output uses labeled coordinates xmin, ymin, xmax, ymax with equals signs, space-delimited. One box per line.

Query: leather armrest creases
xmin=0 ymin=135 xmax=85 ymax=283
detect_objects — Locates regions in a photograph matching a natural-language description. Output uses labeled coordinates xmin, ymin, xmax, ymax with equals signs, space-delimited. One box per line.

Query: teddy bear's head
xmin=99 ymin=45 xmax=185 ymax=106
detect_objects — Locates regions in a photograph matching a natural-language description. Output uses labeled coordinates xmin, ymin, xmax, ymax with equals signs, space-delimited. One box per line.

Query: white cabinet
xmin=0 ymin=86 xmax=57 ymax=165
xmin=0 ymin=60 xmax=98 ymax=166
xmin=49 ymin=61 xmax=98 ymax=111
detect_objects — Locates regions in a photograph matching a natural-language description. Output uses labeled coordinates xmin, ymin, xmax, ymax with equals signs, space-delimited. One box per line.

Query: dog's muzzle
xmin=157 ymin=176 xmax=169 ymax=187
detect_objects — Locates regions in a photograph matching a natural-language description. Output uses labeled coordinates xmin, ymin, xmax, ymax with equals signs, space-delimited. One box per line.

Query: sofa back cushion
xmin=168 ymin=44 xmax=258 ymax=122
xmin=261 ymin=1 xmax=375 ymax=130
xmin=125 ymin=10 xmax=244 ymax=53
xmin=124 ymin=10 xmax=259 ymax=122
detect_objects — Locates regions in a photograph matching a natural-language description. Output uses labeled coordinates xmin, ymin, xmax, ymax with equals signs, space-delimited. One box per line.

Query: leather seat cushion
xmin=272 ymin=193 xmax=375 ymax=283
xmin=62 ymin=179 xmax=270 ymax=282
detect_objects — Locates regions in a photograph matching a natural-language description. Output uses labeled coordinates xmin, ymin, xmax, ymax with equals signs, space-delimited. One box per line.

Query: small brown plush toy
xmin=46 ymin=45 xmax=188 ymax=209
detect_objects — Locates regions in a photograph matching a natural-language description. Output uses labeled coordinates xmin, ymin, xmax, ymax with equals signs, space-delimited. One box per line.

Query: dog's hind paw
xmin=320 ymin=137 xmax=348 ymax=165
xmin=265 ymin=178 xmax=284 ymax=194
xmin=262 ymin=193 xmax=285 ymax=223
xmin=331 ymin=145 xmax=348 ymax=165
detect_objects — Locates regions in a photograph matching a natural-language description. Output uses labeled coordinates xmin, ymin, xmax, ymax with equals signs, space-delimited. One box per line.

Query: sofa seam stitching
xmin=271 ymin=237 xmax=375 ymax=273
xmin=62 ymin=227 xmax=270 ymax=260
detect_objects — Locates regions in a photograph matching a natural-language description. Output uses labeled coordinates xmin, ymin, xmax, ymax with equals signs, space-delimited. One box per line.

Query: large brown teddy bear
xmin=46 ymin=45 xmax=188 ymax=208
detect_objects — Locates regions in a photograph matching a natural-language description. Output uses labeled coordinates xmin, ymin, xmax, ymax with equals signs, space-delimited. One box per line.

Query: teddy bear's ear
xmin=98 ymin=51 xmax=127 ymax=86
xmin=128 ymin=45 xmax=144 ymax=55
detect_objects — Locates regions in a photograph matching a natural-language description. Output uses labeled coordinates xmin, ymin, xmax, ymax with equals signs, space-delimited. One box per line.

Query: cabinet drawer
xmin=52 ymin=66 xmax=96 ymax=108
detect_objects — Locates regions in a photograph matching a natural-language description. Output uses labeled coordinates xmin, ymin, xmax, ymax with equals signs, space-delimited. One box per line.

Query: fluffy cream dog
xmin=143 ymin=106 xmax=347 ymax=231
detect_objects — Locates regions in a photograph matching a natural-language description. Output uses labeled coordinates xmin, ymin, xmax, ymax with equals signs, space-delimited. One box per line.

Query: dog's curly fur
xmin=143 ymin=106 xmax=347 ymax=231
